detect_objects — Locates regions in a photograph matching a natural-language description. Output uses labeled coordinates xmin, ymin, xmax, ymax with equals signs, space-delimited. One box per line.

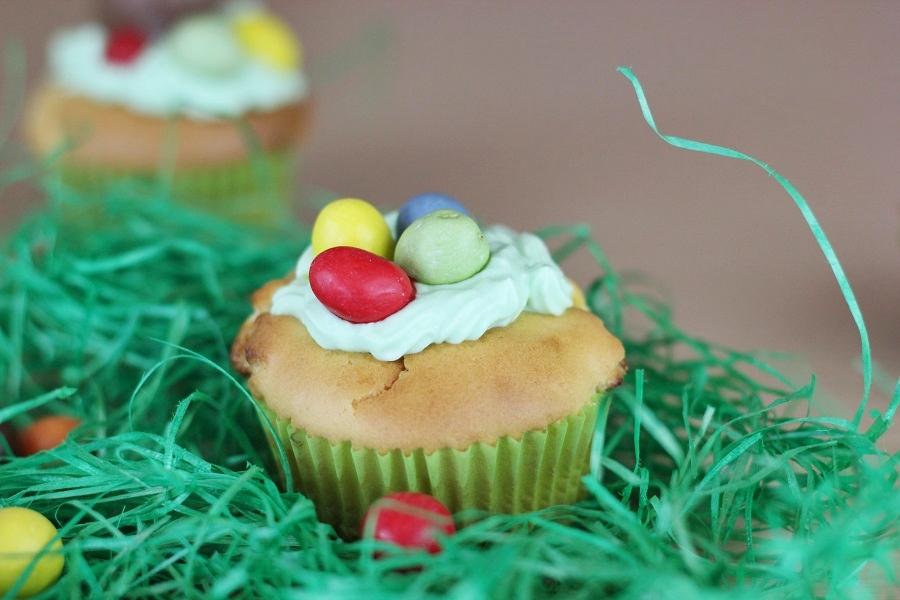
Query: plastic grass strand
xmin=617 ymin=66 xmax=873 ymax=427
xmin=625 ymin=368 xmax=645 ymax=505
xmin=0 ymin=386 xmax=75 ymax=424
xmin=134 ymin=343 xmax=298 ymax=492
xmin=866 ymin=377 xmax=900 ymax=443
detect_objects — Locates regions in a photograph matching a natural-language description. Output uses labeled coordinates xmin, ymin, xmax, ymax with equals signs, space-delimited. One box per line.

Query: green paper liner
xmin=263 ymin=394 xmax=607 ymax=537
xmin=50 ymin=151 xmax=299 ymax=226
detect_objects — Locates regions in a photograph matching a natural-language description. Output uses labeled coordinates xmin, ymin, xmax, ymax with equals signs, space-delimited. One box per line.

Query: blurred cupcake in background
xmin=23 ymin=0 xmax=313 ymax=225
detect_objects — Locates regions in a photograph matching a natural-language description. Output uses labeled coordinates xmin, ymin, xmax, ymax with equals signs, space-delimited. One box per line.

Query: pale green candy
xmin=394 ymin=210 xmax=490 ymax=285
xmin=167 ymin=15 xmax=243 ymax=76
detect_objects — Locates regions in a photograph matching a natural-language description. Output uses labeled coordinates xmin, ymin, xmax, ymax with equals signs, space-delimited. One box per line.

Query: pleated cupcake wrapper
xmin=51 ymin=151 xmax=299 ymax=226
xmin=262 ymin=394 xmax=608 ymax=537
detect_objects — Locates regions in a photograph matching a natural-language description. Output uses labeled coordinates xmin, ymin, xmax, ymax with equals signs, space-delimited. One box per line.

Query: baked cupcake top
xmin=271 ymin=212 xmax=574 ymax=361
xmin=44 ymin=0 xmax=309 ymax=118
xmin=231 ymin=196 xmax=627 ymax=452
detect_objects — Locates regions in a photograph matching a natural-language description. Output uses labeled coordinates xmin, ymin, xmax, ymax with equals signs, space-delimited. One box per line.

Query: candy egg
xmin=568 ymin=278 xmax=587 ymax=310
xmin=311 ymin=198 xmax=395 ymax=259
xmin=16 ymin=416 xmax=81 ymax=457
xmin=104 ymin=26 xmax=148 ymax=64
xmin=233 ymin=12 xmax=302 ymax=71
xmin=0 ymin=507 xmax=65 ymax=598
xmin=394 ymin=210 xmax=490 ymax=285
xmin=167 ymin=15 xmax=242 ymax=76
xmin=361 ymin=492 xmax=455 ymax=555
xmin=396 ymin=193 xmax=471 ymax=238
xmin=310 ymin=247 xmax=415 ymax=323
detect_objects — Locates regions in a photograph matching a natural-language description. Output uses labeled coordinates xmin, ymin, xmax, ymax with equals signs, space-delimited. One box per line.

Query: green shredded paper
xmin=0 ymin=69 xmax=898 ymax=598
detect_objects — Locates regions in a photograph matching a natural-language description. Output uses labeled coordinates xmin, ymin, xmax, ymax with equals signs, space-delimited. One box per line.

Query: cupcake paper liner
xmin=51 ymin=151 xmax=299 ymax=226
xmin=262 ymin=394 xmax=607 ymax=537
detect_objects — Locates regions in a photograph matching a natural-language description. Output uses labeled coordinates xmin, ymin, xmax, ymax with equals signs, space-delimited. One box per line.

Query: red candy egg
xmin=105 ymin=27 xmax=148 ymax=64
xmin=361 ymin=492 xmax=455 ymax=554
xmin=309 ymin=246 xmax=415 ymax=323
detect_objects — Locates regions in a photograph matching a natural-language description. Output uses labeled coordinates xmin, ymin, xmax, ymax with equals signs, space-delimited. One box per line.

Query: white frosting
xmin=47 ymin=23 xmax=309 ymax=118
xmin=270 ymin=223 xmax=574 ymax=361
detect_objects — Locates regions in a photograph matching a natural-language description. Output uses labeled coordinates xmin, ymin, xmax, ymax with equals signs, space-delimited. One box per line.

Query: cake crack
xmin=351 ymin=357 xmax=408 ymax=409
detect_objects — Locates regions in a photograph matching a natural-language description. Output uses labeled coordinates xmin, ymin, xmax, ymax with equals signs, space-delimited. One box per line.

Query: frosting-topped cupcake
xmin=231 ymin=195 xmax=627 ymax=537
xmin=24 ymin=0 xmax=313 ymax=225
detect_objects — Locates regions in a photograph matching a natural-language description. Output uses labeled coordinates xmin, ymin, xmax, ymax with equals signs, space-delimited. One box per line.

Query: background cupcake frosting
xmin=47 ymin=17 xmax=308 ymax=118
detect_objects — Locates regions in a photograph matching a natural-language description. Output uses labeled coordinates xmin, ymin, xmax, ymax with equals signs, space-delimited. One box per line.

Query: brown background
xmin=1 ymin=1 xmax=898 ymax=449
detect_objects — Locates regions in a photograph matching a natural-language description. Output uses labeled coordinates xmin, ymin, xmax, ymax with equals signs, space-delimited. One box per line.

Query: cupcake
xmin=230 ymin=196 xmax=627 ymax=537
xmin=23 ymin=0 xmax=313 ymax=225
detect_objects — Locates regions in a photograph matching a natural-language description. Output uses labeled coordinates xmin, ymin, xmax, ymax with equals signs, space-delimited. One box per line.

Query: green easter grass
xmin=1 ymin=69 xmax=898 ymax=598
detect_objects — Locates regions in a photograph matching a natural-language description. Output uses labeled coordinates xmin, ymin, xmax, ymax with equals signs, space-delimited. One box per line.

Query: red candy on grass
xmin=105 ymin=27 xmax=148 ymax=64
xmin=310 ymin=246 xmax=415 ymax=323
xmin=361 ymin=492 xmax=455 ymax=554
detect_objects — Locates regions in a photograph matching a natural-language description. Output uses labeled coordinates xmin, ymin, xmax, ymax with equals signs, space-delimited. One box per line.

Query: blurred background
xmin=1 ymin=1 xmax=898 ymax=448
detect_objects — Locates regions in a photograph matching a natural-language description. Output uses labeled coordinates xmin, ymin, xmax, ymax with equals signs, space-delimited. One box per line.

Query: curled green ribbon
xmin=617 ymin=66 xmax=872 ymax=428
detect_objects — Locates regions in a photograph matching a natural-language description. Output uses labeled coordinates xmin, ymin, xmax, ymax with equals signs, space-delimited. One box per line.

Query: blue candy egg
xmin=396 ymin=193 xmax=471 ymax=237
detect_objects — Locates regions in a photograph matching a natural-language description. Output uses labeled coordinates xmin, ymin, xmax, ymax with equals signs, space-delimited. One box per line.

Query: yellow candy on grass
xmin=0 ymin=507 xmax=64 ymax=598
xmin=233 ymin=12 xmax=302 ymax=71
xmin=312 ymin=199 xmax=395 ymax=259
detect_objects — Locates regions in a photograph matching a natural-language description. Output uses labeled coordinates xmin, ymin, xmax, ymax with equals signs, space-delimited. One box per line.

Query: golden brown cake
xmin=24 ymin=86 xmax=312 ymax=172
xmin=233 ymin=280 xmax=625 ymax=454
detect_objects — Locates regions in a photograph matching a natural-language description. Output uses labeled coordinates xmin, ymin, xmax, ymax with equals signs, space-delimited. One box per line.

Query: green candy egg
xmin=167 ymin=15 xmax=242 ymax=76
xmin=394 ymin=210 xmax=490 ymax=285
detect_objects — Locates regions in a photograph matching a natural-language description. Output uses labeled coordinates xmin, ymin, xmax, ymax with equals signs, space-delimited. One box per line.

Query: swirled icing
xmin=270 ymin=220 xmax=574 ymax=361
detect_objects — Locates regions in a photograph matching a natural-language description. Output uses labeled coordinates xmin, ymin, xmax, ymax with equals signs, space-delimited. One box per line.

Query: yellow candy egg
xmin=312 ymin=199 xmax=395 ymax=259
xmin=233 ymin=12 xmax=302 ymax=71
xmin=0 ymin=507 xmax=64 ymax=598
xmin=568 ymin=278 xmax=588 ymax=310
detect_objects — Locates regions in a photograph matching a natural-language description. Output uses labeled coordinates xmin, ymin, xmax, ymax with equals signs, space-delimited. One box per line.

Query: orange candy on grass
xmin=16 ymin=416 xmax=81 ymax=456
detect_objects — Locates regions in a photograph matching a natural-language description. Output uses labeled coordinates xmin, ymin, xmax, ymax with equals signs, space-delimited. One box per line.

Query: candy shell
xmin=233 ymin=12 xmax=302 ymax=71
xmin=361 ymin=492 xmax=455 ymax=555
xmin=105 ymin=26 xmax=148 ymax=64
xmin=167 ymin=15 xmax=242 ymax=76
xmin=310 ymin=247 xmax=415 ymax=323
xmin=16 ymin=416 xmax=81 ymax=457
xmin=0 ymin=507 xmax=65 ymax=598
xmin=396 ymin=193 xmax=471 ymax=238
xmin=311 ymin=198 xmax=395 ymax=259
xmin=568 ymin=278 xmax=587 ymax=310
xmin=394 ymin=210 xmax=490 ymax=285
